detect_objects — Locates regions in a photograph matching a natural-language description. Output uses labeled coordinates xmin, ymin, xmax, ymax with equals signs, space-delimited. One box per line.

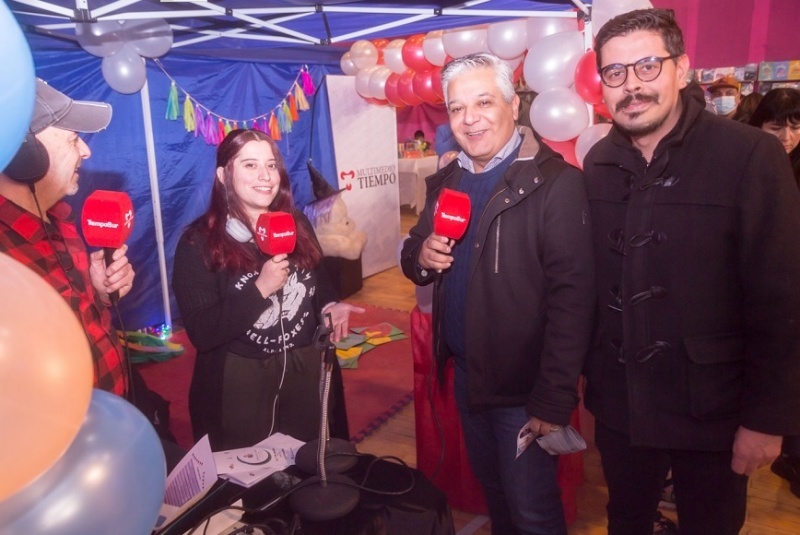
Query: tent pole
xmin=139 ymin=77 xmax=173 ymax=330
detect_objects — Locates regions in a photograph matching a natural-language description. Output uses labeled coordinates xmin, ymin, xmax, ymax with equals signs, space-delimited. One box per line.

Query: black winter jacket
xmin=583 ymin=83 xmax=800 ymax=449
xmin=401 ymin=127 xmax=595 ymax=425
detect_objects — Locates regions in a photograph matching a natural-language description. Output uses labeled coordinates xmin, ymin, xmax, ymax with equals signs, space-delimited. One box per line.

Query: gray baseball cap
xmin=31 ymin=78 xmax=112 ymax=134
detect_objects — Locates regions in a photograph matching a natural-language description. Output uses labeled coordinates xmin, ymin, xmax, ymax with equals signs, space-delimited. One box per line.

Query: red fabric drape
xmin=411 ymin=306 xmax=583 ymax=524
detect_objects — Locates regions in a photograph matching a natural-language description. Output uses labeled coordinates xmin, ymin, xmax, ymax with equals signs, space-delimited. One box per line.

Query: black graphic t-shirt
xmin=227 ymin=264 xmax=321 ymax=358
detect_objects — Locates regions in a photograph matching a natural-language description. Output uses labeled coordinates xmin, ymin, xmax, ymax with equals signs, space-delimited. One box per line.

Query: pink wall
xmin=655 ymin=0 xmax=800 ymax=68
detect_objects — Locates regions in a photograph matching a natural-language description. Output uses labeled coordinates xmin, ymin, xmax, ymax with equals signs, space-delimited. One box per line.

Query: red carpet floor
xmin=136 ymin=304 xmax=413 ymax=449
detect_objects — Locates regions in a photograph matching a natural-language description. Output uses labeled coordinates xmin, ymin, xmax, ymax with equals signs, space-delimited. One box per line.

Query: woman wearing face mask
xmin=750 ymin=87 xmax=800 ymax=498
xmin=173 ymin=128 xmax=363 ymax=450
xmin=750 ymin=88 xmax=800 ymax=187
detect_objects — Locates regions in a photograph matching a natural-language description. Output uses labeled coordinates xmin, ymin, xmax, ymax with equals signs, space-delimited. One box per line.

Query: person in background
xmin=173 ymin=128 xmax=362 ymax=450
xmin=0 ymin=78 xmax=134 ymax=397
xmin=750 ymin=87 xmax=800 ymax=186
xmin=414 ymin=129 xmax=431 ymax=152
xmin=750 ymin=87 xmax=800 ymax=497
xmin=584 ymin=9 xmax=800 ymax=534
xmin=731 ymin=91 xmax=763 ymax=123
xmin=434 ymin=122 xmax=460 ymax=157
xmin=401 ymin=52 xmax=595 ymax=535
xmin=707 ymin=75 xmax=741 ymax=118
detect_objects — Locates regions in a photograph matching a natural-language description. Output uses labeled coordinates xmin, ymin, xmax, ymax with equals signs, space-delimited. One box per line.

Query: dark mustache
xmin=616 ymin=94 xmax=658 ymax=112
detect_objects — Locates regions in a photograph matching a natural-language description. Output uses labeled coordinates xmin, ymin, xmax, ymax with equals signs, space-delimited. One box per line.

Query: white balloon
xmin=487 ymin=19 xmax=527 ymax=60
xmin=575 ymin=123 xmax=613 ymax=168
xmin=529 ymin=87 xmax=590 ymax=142
xmin=442 ymin=25 xmax=488 ymax=59
xmin=340 ymin=52 xmax=358 ymax=75
xmin=592 ymin=0 xmax=654 ymax=36
xmin=522 ymin=30 xmax=584 ymax=94
xmin=355 ymin=65 xmax=380 ymax=98
xmin=368 ymin=65 xmax=393 ymax=100
xmin=101 ymin=44 xmax=146 ymax=94
xmin=75 ymin=21 xmax=125 ymax=58
xmin=350 ymin=40 xmax=378 ymax=70
xmin=384 ymin=39 xmax=407 ymax=74
xmin=525 ymin=16 xmax=579 ymax=49
xmin=122 ymin=18 xmax=172 ymax=58
xmin=422 ymin=31 xmax=447 ymax=67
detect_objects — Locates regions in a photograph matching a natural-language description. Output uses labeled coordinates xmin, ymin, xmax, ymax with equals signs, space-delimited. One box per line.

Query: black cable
xmin=111 ymin=300 xmax=135 ymax=406
xmin=426 ymin=350 xmax=447 ymax=481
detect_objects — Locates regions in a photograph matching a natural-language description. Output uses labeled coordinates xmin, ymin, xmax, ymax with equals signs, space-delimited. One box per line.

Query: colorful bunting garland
xmin=154 ymin=58 xmax=315 ymax=145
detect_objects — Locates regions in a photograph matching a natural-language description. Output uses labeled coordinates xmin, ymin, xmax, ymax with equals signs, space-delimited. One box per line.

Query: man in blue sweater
xmin=400 ymin=53 xmax=595 ymax=535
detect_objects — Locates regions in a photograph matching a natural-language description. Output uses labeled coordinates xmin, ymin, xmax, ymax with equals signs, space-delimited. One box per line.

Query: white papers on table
xmin=213 ymin=433 xmax=305 ymax=488
xmin=154 ymin=435 xmax=217 ymax=531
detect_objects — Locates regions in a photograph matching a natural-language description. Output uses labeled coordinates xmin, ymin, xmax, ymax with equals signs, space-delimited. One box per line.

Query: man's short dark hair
xmin=594 ymin=8 xmax=685 ymax=69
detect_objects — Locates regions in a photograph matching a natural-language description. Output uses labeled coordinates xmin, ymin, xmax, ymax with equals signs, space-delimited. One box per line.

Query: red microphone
xmin=81 ymin=190 xmax=134 ymax=303
xmin=433 ymin=188 xmax=471 ymax=241
xmin=255 ymin=211 xmax=297 ymax=256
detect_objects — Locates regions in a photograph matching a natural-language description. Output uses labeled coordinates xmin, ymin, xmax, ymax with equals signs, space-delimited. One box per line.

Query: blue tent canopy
xmin=9 ymin=0 xmax=590 ymax=330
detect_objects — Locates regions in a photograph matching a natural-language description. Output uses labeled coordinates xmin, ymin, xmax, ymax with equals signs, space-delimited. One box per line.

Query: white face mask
xmin=713 ymin=95 xmax=736 ymax=115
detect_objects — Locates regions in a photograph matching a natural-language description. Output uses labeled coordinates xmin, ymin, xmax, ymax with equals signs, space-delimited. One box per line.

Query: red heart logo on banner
xmin=340 ymin=170 xmax=355 ymax=181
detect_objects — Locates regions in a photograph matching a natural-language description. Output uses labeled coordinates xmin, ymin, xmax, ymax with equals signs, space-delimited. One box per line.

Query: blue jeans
xmin=454 ymin=363 xmax=565 ymax=535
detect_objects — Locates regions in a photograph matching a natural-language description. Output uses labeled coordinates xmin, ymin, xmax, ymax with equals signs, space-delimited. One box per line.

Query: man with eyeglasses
xmin=582 ymin=8 xmax=800 ymax=535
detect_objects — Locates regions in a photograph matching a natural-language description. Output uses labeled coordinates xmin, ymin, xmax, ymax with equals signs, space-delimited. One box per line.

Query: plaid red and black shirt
xmin=0 ymin=195 xmax=127 ymax=396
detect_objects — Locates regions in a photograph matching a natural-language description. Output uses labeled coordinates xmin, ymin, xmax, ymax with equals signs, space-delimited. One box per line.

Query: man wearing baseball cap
xmin=708 ymin=75 xmax=741 ymax=118
xmin=0 ymin=78 xmax=134 ymax=396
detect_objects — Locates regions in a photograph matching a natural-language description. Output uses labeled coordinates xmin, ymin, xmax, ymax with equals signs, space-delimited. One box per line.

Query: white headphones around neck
xmin=225 ymin=217 xmax=253 ymax=243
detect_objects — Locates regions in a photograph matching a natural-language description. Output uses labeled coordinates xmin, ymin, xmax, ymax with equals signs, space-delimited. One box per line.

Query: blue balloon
xmin=0 ymin=390 xmax=167 ymax=535
xmin=0 ymin=3 xmax=35 ymax=171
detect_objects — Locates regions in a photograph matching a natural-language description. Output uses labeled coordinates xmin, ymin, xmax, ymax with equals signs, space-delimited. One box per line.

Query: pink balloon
xmin=355 ymin=64 xmax=380 ymax=98
xmin=574 ymin=49 xmax=604 ymax=105
xmin=402 ymin=34 xmax=433 ymax=73
xmin=442 ymin=25 xmax=488 ymax=58
xmin=384 ymin=39 xmax=407 ymax=74
xmin=349 ymin=40 xmax=378 ymax=70
xmin=529 ymin=87 xmax=590 ymax=142
xmin=523 ymin=30 xmax=584 ymax=94
xmin=422 ymin=30 xmax=447 ymax=67
xmin=488 ymin=19 xmax=528 ymax=60
xmin=541 ymin=137 xmax=579 ymax=168
xmin=575 ymin=123 xmax=613 ymax=168
xmin=340 ymin=51 xmax=358 ymax=76
xmin=368 ymin=65 xmax=393 ymax=101
xmin=525 ymin=16 xmax=579 ymax=49
xmin=398 ymin=69 xmax=423 ymax=106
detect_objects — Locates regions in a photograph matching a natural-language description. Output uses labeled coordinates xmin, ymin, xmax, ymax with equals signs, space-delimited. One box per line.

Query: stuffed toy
xmin=304 ymin=194 xmax=367 ymax=260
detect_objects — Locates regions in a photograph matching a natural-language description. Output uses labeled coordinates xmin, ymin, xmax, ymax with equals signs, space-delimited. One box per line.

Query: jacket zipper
xmin=494 ymin=215 xmax=501 ymax=273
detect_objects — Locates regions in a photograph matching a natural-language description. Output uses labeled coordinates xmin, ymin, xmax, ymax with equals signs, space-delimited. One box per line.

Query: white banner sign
xmin=326 ymin=75 xmax=400 ymax=277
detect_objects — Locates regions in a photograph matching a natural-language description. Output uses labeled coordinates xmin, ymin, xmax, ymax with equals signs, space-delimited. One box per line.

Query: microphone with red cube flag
xmin=81 ymin=190 xmax=135 ymax=303
xmin=433 ymin=188 xmax=471 ymax=241
xmin=255 ymin=211 xmax=297 ymax=256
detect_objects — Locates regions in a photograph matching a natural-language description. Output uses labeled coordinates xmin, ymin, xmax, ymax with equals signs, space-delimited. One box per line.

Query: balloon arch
xmin=340 ymin=0 xmax=654 ymax=168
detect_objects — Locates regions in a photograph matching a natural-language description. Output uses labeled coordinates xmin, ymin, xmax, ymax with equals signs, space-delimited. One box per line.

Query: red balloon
xmin=430 ymin=66 xmax=444 ymax=101
xmin=384 ymin=73 xmax=405 ymax=107
xmin=412 ymin=70 xmax=440 ymax=104
xmin=402 ymin=34 xmax=433 ymax=73
xmin=541 ymin=137 xmax=579 ymax=168
xmin=397 ymin=69 xmax=423 ymax=106
xmin=512 ymin=62 xmax=523 ymax=84
xmin=594 ymin=102 xmax=612 ymax=120
xmin=574 ymin=49 xmax=603 ymax=105
xmin=372 ymin=38 xmax=389 ymax=64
